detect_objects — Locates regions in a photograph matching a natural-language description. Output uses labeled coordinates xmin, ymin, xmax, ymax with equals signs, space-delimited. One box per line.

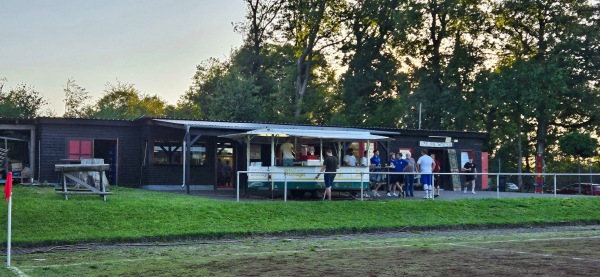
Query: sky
xmin=0 ymin=0 xmax=246 ymax=114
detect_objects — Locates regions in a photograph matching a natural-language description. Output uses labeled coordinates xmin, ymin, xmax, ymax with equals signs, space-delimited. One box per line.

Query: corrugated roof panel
xmin=154 ymin=119 xmax=399 ymax=135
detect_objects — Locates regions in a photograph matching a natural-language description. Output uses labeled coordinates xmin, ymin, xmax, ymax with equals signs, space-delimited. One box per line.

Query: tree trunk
xmin=294 ymin=0 xmax=325 ymax=118
xmin=517 ymin=119 xmax=523 ymax=187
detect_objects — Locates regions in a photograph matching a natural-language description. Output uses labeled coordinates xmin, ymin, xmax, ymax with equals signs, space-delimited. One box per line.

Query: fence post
xmin=236 ymin=171 xmax=240 ymax=202
xmin=554 ymin=174 xmax=557 ymax=198
xmin=496 ymin=173 xmax=500 ymax=199
xmin=284 ymin=172 xmax=288 ymax=203
xmin=360 ymin=172 xmax=364 ymax=201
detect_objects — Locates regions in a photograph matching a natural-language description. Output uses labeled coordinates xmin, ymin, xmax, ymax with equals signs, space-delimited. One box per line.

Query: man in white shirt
xmin=279 ymin=138 xmax=295 ymax=166
xmin=416 ymin=149 xmax=435 ymax=199
xmin=360 ymin=150 xmax=368 ymax=167
xmin=343 ymin=148 xmax=357 ymax=166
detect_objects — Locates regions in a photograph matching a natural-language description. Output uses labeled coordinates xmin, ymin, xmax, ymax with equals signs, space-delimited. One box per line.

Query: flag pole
xmin=5 ymin=172 xmax=12 ymax=268
xmin=6 ymin=192 xmax=11 ymax=268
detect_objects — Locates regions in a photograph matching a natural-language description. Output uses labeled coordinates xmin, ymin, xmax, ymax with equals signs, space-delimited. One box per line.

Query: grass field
xmin=2 ymin=226 xmax=599 ymax=276
xmin=2 ymin=186 xmax=600 ymax=276
xmin=1 ymin=186 xmax=600 ymax=247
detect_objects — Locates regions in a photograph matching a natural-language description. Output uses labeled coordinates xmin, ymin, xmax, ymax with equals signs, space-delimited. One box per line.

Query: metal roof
xmin=220 ymin=127 xmax=392 ymax=141
xmin=153 ymin=119 xmax=399 ymax=136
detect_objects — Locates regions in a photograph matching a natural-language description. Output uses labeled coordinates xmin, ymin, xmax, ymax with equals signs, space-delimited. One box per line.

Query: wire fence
xmin=235 ymin=170 xmax=600 ymax=202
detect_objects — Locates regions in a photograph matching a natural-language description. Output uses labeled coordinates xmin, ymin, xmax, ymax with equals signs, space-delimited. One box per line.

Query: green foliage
xmin=185 ymin=56 xmax=264 ymax=121
xmin=63 ymin=78 xmax=92 ymax=118
xmin=0 ymin=82 xmax=47 ymax=118
xmin=559 ymin=131 xmax=599 ymax=159
xmin=85 ymin=82 xmax=169 ymax=119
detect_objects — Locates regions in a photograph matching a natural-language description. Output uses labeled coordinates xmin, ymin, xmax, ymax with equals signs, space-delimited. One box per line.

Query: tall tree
xmin=279 ymin=0 xmax=345 ymax=118
xmin=338 ymin=0 xmax=408 ymax=126
xmin=63 ymin=78 xmax=92 ymax=118
xmin=492 ymin=0 xmax=600 ymax=165
xmin=236 ymin=0 xmax=284 ymax=75
xmin=398 ymin=0 xmax=491 ymax=130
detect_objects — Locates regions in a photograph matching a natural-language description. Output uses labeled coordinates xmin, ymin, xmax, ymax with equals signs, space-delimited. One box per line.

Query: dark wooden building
xmin=1 ymin=118 xmax=488 ymax=191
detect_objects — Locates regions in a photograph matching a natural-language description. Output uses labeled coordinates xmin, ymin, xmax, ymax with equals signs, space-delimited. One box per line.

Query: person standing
xmin=416 ymin=149 xmax=435 ymax=199
xmin=431 ymin=153 xmax=441 ymax=197
xmin=315 ymin=149 xmax=339 ymax=201
xmin=462 ymin=156 xmax=477 ymax=194
xmin=403 ymin=152 xmax=416 ymax=197
xmin=343 ymin=148 xmax=357 ymax=166
xmin=223 ymin=160 xmax=232 ymax=187
xmin=393 ymin=152 xmax=408 ymax=197
xmin=387 ymin=153 xmax=397 ymax=196
xmin=217 ymin=158 xmax=224 ymax=186
xmin=343 ymin=148 xmax=359 ymax=198
xmin=360 ymin=151 xmax=368 ymax=167
xmin=370 ymin=150 xmax=384 ymax=197
xmin=359 ymin=150 xmax=370 ymax=198
xmin=279 ymin=138 xmax=295 ymax=166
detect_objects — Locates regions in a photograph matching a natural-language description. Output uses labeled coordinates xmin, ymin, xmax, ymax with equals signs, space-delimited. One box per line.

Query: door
xmin=216 ymin=142 xmax=234 ymax=188
xmin=94 ymin=139 xmax=118 ymax=186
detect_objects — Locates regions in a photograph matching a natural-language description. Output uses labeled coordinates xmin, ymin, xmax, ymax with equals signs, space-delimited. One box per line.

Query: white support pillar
xmin=271 ymin=135 xmax=275 ymax=166
xmin=246 ymin=135 xmax=251 ymax=168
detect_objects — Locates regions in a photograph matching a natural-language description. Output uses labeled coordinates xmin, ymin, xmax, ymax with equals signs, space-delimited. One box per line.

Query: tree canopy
xmin=3 ymin=0 xmax=599 ymax=173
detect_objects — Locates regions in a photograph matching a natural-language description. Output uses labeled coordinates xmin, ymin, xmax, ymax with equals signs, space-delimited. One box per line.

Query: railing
xmin=235 ymin=170 xmax=600 ymax=202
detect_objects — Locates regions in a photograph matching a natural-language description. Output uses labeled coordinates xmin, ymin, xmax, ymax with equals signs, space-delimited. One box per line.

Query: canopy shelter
xmin=151 ymin=119 xmax=397 ymax=194
xmin=221 ymin=127 xmax=394 ymax=177
xmin=221 ymin=127 xmax=392 ymax=141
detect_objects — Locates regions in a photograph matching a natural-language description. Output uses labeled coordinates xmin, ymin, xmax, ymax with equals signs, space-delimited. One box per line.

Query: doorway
xmin=94 ymin=139 xmax=118 ymax=186
xmin=429 ymin=149 xmax=446 ymax=190
xmin=216 ymin=142 xmax=234 ymax=189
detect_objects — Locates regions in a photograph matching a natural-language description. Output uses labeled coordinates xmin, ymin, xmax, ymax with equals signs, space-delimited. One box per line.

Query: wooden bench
xmin=55 ymin=164 xmax=111 ymax=201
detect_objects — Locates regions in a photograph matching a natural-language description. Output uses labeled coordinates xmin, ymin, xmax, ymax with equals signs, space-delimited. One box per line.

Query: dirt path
xmin=8 ymin=225 xmax=600 ymax=276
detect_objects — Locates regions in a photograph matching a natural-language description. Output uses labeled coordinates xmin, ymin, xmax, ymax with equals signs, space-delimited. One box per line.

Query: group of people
xmin=216 ymin=158 xmax=233 ymax=187
xmin=315 ymin=143 xmax=477 ymax=200
xmin=365 ymin=149 xmax=442 ymax=199
xmin=317 ymin=147 xmax=477 ymax=200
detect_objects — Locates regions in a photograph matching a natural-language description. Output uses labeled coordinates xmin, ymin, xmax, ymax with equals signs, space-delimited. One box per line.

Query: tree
xmin=236 ymin=0 xmax=284 ymax=75
xmin=559 ymin=131 xmax=599 ymax=187
xmin=278 ymin=0 xmax=345 ymax=118
xmin=184 ymin=55 xmax=264 ymax=121
xmin=86 ymin=82 xmax=168 ymax=119
xmin=338 ymin=0 xmax=408 ymax=126
xmin=0 ymin=82 xmax=47 ymax=119
xmin=493 ymin=0 xmax=600 ymax=160
xmin=400 ymin=0 xmax=491 ymax=130
xmin=63 ymin=78 xmax=92 ymax=118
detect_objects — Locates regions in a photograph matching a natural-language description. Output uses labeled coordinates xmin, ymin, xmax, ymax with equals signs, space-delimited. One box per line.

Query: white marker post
xmin=5 ymin=172 xmax=13 ymax=268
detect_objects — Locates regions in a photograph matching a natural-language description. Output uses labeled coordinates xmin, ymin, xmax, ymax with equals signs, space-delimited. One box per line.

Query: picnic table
xmin=55 ymin=164 xmax=112 ymax=201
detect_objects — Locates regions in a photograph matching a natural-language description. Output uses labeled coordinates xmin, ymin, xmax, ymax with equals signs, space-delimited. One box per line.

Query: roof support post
xmin=184 ymin=125 xmax=191 ymax=194
xmin=270 ymin=135 xmax=275 ymax=166
xmin=246 ymin=135 xmax=251 ymax=169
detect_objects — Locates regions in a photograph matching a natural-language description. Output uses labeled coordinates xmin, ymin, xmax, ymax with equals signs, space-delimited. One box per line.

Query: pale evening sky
xmin=0 ymin=0 xmax=246 ymax=114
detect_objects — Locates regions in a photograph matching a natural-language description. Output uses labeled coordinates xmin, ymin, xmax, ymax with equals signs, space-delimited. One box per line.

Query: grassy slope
xmin=1 ymin=186 xmax=599 ymax=246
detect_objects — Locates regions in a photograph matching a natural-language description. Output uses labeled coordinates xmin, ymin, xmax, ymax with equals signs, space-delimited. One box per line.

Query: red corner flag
xmin=4 ymin=172 xmax=12 ymax=202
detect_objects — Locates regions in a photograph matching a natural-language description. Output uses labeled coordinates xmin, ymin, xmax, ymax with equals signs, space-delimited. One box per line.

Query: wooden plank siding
xmin=27 ymin=118 xmax=487 ymax=190
xmin=36 ymin=119 xmax=140 ymax=186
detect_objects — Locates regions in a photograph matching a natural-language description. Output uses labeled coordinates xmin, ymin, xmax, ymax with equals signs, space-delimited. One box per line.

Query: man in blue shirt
xmin=369 ymin=150 xmax=384 ymax=197
xmin=393 ymin=152 xmax=408 ymax=197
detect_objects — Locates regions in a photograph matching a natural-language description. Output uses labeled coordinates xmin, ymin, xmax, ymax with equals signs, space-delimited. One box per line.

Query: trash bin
xmin=499 ymin=176 xmax=507 ymax=192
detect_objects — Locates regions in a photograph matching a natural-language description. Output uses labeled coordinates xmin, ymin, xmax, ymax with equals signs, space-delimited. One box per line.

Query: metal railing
xmin=235 ymin=170 xmax=600 ymax=202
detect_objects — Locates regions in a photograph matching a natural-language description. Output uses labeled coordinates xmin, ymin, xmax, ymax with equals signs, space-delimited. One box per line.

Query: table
xmin=55 ymin=164 xmax=112 ymax=201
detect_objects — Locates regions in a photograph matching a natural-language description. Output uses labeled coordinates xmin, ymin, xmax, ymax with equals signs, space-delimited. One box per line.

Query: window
xmin=152 ymin=141 xmax=206 ymax=165
xmin=68 ymin=139 xmax=92 ymax=160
